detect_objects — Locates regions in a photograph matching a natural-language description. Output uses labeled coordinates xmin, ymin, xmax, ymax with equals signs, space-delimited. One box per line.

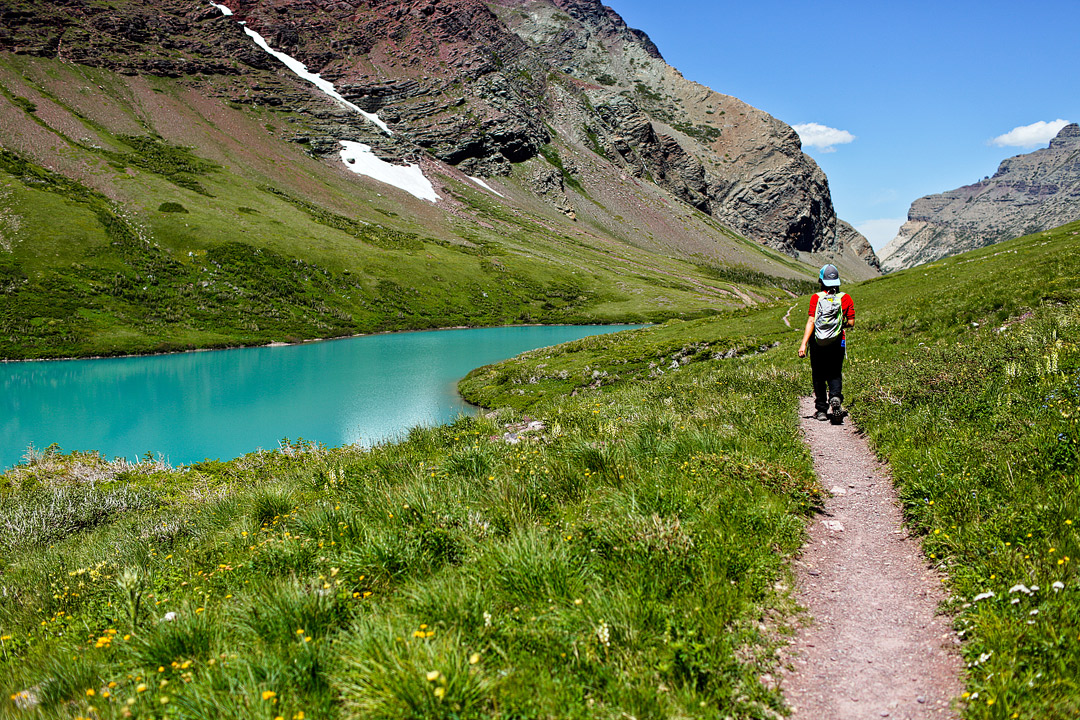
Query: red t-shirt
xmin=808 ymin=291 xmax=855 ymax=340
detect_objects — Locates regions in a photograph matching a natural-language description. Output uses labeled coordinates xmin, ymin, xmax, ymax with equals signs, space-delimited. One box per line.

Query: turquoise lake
xmin=1 ymin=325 xmax=640 ymax=470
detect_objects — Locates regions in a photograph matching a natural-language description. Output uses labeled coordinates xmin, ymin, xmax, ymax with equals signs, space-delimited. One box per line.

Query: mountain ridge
xmin=0 ymin=0 xmax=878 ymax=359
xmin=879 ymin=122 xmax=1080 ymax=271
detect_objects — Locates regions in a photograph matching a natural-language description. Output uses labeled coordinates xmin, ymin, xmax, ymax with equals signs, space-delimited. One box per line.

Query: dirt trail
xmin=780 ymin=397 xmax=963 ymax=719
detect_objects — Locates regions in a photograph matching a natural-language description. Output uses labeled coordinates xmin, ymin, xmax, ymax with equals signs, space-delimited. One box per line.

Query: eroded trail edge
xmin=780 ymin=397 xmax=963 ymax=719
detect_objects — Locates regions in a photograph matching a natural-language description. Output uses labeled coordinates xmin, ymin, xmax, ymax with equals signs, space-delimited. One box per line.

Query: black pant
xmin=809 ymin=339 xmax=845 ymax=413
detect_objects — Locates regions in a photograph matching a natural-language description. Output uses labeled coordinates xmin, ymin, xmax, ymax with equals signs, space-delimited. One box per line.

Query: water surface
xmin=1 ymin=325 xmax=639 ymax=470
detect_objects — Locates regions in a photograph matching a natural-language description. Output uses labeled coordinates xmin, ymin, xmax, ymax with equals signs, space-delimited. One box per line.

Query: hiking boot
xmin=814 ymin=410 xmax=828 ymax=421
xmin=829 ymin=397 xmax=843 ymax=417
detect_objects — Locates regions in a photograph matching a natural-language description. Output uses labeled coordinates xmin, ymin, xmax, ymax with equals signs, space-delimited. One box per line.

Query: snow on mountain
xmin=468 ymin=176 xmax=504 ymax=198
xmin=339 ymin=141 xmax=438 ymax=202
xmin=210 ymin=3 xmax=391 ymax=135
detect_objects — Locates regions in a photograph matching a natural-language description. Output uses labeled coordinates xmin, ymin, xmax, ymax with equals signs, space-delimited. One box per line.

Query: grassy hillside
xmin=3 ymin=221 xmax=1077 ymax=718
xmin=0 ymin=55 xmax=819 ymax=360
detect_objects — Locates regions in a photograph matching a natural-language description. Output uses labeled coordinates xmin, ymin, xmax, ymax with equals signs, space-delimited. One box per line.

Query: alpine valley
xmin=0 ymin=0 xmax=879 ymax=359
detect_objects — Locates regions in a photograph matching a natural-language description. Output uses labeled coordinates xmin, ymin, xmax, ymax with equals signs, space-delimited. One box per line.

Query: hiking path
xmin=779 ymin=397 xmax=964 ymax=719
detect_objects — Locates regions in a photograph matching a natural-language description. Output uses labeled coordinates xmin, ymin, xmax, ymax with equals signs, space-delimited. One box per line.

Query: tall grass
xmin=4 ymin=220 xmax=1077 ymax=717
xmin=0 ymin=330 xmax=815 ymax=718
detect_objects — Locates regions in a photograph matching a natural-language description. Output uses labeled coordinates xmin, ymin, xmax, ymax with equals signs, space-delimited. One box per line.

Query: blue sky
xmin=609 ymin=0 xmax=1080 ymax=250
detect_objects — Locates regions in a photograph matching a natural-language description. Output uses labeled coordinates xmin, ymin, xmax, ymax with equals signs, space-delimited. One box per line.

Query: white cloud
xmin=793 ymin=123 xmax=855 ymax=152
xmin=990 ymin=119 xmax=1070 ymax=148
xmin=855 ymin=218 xmax=907 ymax=252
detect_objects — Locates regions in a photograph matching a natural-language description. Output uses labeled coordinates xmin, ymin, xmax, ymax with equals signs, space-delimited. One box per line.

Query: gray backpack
xmin=813 ymin=291 xmax=846 ymax=345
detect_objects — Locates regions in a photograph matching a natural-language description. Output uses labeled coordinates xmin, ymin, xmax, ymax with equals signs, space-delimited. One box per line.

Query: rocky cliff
xmin=879 ymin=123 xmax=1080 ymax=271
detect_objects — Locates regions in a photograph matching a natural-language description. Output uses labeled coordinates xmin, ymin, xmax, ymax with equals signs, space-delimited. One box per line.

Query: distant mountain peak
xmin=1051 ymin=122 xmax=1080 ymax=148
xmin=879 ymin=123 xmax=1080 ymax=271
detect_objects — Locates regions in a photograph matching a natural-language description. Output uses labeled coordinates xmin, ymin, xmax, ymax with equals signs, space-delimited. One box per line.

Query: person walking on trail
xmin=798 ymin=264 xmax=855 ymax=422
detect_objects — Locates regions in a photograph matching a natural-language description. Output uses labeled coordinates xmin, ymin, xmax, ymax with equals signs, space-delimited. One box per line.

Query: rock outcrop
xmin=879 ymin=123 xmax=1080 ymax=271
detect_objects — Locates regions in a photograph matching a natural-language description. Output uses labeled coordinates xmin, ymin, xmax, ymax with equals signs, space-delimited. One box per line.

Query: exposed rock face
xmin=0 ymin=0 xmax=876 ymax=268
xmin=495 ymin=0 xmax=855 ymax=258
xmin=880 ymin=123 xmax=1080 ymax=271
xmin=835 ymin=221 xmax=881 ymax=272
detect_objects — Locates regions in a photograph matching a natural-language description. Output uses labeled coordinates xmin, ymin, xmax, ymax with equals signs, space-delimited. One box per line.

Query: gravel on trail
xmin=779 ymin=397 xmax=964 ymax=719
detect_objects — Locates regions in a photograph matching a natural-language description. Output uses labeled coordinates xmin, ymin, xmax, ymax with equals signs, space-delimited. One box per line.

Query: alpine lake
xmin=1 ymin=325 xmax=642 ymax=470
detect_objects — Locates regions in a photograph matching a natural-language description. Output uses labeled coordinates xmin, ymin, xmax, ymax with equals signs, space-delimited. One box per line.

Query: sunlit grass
xmin=3 ymin=219 xmax=1079 ymax=718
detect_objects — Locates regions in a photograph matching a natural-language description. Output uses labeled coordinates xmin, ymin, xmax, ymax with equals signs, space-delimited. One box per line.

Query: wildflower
xmin=86 ymin=689 xmax=95 ymax=696
xmin=972 ymin=591 xmax=995 ymax=602
xmin=262 ymin=691 xmax=277 ymax=701
xmin=136 ymin=684 xmax=147 ymax=693
xmin=433 ymin=687 xmax=446 ymax=699
xmin=1009 ymin=584 xmax=1033 ymax=595
xmin=160 ymin=697 xmax=170 ymax=705
xmin=1052 ymin=581 xmax=1065 ymax=592
xmin=163 ymin=612 xmax=177 ymax=622
xmin=426 ymin=670 xmax=441 ymax=682
xmin=469 ymin=653 xmax=481 ymax=665
xmin=596 ymin=621 xmax=611 ymax=647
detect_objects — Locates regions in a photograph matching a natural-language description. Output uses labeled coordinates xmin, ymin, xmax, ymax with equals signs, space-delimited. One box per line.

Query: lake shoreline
xmin=0 ymin=322 xmax=642 ymax=364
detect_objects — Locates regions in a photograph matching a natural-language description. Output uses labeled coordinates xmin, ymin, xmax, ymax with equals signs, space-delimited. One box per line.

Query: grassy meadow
xmin=2 ymin=219 xmax=1079 ymax=719
xmin=0 ymin=55 xmax=815 ymax=361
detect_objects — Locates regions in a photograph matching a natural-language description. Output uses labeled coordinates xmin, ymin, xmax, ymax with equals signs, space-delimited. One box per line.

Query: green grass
xmin=0 ymin=352 xmax=817 ymax=718
xmin=3 ymin=220 xmax=1080 ymax=717
xmin=0 ymin=54 xmax=821 ymax=361
xmin=0 ymin=141 xmax=805 ymax=359
xmin=844 ymin=219 xmax=1080 ymax=719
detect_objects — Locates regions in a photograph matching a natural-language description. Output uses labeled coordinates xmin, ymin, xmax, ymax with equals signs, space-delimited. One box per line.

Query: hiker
xmin=798 ymin=264 xmax=855 ymax=422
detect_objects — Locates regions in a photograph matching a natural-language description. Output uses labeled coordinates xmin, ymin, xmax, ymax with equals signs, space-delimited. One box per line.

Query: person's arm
xmin=798 ymin=315 xmax=815 ymax=358
xmin=843 ymin=294 xmax=855 ymax=329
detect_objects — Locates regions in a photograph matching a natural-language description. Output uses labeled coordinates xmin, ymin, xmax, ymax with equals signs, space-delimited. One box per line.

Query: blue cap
xmin=819 ymin=264 xmax=840 ymax=287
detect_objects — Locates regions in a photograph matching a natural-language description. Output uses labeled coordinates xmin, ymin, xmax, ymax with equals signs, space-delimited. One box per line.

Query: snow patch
xmin=210 ymin=3 xmax=390 ymax=135
xmin=468 ymin=176 xmax=504 ymax=197
xmin=339 ymin=141 xmax=438 ymax=203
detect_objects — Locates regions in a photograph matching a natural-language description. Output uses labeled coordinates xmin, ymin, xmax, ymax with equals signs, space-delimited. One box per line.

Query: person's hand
xmin=798 ymin=345 xmax=806 ymax=358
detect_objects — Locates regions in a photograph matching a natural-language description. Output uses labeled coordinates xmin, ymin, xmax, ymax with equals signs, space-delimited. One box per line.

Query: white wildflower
xmin=595 ymin=621 xmax=610 ymax=648
xmin=1052 ymin=581 xmax=1065 ymax=592
xmin=972 ymin=591 xmax=995 ymax=602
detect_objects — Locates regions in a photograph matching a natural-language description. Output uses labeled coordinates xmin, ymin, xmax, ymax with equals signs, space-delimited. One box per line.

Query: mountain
xmin=879 ymin=123 xmax=1080 ymax=272
xmin=0 ymin=0 xmax=878 ymax=359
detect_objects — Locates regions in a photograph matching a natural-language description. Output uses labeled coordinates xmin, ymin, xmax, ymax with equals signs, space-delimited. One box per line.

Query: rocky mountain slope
xmin=879 ymin=123 xmax=1080 ymax=271
xmin=0 ymin=0 xmax=878 ymax=358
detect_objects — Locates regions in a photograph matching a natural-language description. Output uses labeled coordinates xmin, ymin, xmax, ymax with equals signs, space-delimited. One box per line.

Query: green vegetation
xmin=537 ymin=145 xmax=586 ymax=195
xmin=1 ymin=352 xmax=816 ymax=719
xmin=845 ymin=220 xmax=1080 ymax=719
xmin=671 ymin=120 xmax=722 ymax=145
xmin=0 ymin=145 xmax=788 ymax=359
xmin=3 ymin=220 xmax=1080 ymax=717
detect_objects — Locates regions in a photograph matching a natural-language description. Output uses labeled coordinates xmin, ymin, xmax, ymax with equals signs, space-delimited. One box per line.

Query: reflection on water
xmin=1 ymin=325 xmax=640 ymax=469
